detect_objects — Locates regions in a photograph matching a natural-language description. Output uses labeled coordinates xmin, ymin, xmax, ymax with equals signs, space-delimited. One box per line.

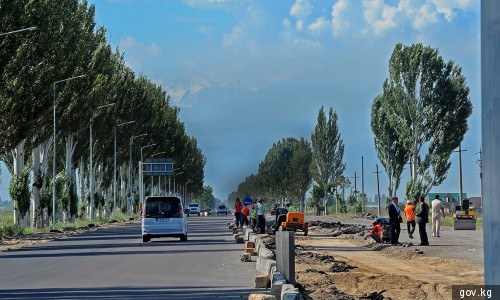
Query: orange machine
xmin=281 ymin=212 xmax=309 ymax=236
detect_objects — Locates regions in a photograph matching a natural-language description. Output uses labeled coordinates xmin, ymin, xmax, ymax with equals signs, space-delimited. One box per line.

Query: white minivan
xmin=141 ymin=196 xmax=188 ymax=242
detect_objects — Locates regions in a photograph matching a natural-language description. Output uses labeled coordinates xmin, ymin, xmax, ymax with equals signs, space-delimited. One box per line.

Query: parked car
xmin=217 ymin=204 xmax=228 ymax=215
xmin=141 ymin=196 xmax=188 ymax=242
xmin=187 ymin=203 xmax=201 ymax=216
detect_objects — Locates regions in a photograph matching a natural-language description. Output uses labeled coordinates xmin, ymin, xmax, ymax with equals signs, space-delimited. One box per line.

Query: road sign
xmin=143 ymin=158 xmax=174 ymax=176
xmin=243 ymin=197 xmax=253 ymax=207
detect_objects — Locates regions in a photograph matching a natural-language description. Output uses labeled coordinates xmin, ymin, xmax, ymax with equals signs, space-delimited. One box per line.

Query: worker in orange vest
xmin=364 ymin=220 xmax=383 ymax=243
xmin=241 ymin=202 xmax=251 ymax=228
xmin=404 ymin=200 xmax=416 ymax=239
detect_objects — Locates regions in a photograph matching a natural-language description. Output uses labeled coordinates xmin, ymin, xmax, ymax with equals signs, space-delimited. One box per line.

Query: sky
xmin=1 ymin=0 xmax=482 ymax=204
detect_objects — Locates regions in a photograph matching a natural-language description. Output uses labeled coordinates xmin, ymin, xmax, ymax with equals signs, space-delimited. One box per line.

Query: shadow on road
xmin=0 ymin=285 xmax=263 ymax=299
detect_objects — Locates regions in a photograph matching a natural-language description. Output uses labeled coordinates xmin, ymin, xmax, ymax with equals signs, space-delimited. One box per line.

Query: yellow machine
xmin=453 ymin=199 xmax=476 ymax=230
xmin=281 ymin=212 xmax=309 ymax=236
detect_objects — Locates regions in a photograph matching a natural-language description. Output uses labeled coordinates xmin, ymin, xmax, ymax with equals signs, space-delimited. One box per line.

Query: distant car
xmin=141 ymin=196 xmax=188 ymax=242
xmin=187 ymin=203 xmax=201 ymax=216
xmin=200 ymin=208 xmax=212 ymax=216
xmin=217 ymin=204 xmax=228 ymax=215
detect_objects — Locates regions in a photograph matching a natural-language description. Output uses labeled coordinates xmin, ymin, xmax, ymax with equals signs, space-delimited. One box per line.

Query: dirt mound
xmin=309 ymin=221 xmax=368 ymax=237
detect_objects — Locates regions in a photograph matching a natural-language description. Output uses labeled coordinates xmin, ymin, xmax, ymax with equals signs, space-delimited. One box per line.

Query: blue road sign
xmin=143 ymin=158 xmax=174 ymax=176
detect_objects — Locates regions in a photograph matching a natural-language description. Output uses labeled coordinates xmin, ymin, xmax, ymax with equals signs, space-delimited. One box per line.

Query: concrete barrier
xmin=258 ymin=247 xmax=274 ymax=259
xmin=254 ymin=274 xmax=270 ymax=288
xmin=281 ymin=284 xmax=303 ymax=300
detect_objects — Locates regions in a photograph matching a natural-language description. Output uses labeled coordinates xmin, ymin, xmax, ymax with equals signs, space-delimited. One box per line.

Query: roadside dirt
xmin=292 ymin=221 xmax=484 ymax=300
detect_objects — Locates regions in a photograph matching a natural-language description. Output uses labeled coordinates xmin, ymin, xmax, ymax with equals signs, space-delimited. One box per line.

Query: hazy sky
xmin=1 ymin=0 xmax=482 ymax=203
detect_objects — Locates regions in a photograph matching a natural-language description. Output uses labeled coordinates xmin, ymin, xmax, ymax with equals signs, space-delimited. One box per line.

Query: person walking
xmin=416 ymin=196 xmax=430 ymax=245
xmin=431 ymin=194 xmax=446 ymax=237
xmin=404 ymin=200 xmax=416 ymax=239
xmin=257 ymin=197 xmax=267 ymax=234
xmin=234 ymin=198 xmax=243 ymax=228
xmin=388 ymin=196 xmax=402 ymax=245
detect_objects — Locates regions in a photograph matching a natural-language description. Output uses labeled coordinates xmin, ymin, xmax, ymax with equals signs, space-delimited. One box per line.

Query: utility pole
xmin=361 ymin=156 xmax=365 ymax=214
xmin=351 ymin=172 xmax=359 ymax=213
xmin=477 ymin=147 xmax=483 ymax=211
xmin=482 ymin=0 xmax=500 ymax=284
xmin=375 ymin=164 xmax=382 ymax=217
xmin=454 ymin=144 xmax=467 ymax=202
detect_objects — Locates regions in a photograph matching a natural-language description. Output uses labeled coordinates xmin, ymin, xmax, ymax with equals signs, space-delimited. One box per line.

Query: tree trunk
xmin=32 ymin=145 xmax=41 ymax=228
xmin=78 ymin=157 xmax=86 ymax=220
xmin=11 ymin=144 xmax=25 ymax=225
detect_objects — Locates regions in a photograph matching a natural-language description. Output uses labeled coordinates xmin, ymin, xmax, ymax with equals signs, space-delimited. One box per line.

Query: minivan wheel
xmin=180 ymin=234 xmax=187 ymax=241
xmin=197 ymin=213 xmax=200 ymax=216
xmin=142 ymin=236 xmax=150 ymax=243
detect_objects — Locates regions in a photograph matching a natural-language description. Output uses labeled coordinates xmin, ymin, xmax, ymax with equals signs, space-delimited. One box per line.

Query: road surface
xmin=0 ymin=215 xmax=261 ymax=299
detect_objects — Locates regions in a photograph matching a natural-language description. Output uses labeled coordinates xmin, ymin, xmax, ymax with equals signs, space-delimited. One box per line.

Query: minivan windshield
xmin=145 ymin=197 xmax=181 ymax=218
xmin=188 ymin=203 xmax=199 ymax=208
xmin=218 ymin=205 xmax=226 ymax=209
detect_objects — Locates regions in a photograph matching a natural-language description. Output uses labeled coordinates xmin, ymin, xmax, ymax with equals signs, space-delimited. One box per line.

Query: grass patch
xmin=1 ymin=210 xmax=137 ymax=238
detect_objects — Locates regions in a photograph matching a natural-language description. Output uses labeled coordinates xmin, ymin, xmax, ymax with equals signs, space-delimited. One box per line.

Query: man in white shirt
xmin=431 ymin=194 xmax=446 ymax=237
xmin=257 ymin=197 xmax=267 ymax=234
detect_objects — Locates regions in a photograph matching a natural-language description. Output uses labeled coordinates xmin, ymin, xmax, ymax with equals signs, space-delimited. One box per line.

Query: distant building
xmin=468 ymin=197 xmax=482 ymax=209
xmin=427 ymin=192 xmax=468 ymax=212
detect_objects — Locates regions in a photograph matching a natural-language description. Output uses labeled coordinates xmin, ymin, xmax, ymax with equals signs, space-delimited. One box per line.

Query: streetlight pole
xmin=113 ymin=120 xmax=135 ymax=222
xmin=129 ymin=134 xmax=147 ymax=220
xmin=51 ymin=74 xmax=86 ymax=232
xmin=89 ymin=103 xmax=115 ymax=226
xmin=140 ymin=143 xmax=156 ymax=198
xmin=174 ymin=171 xmax=184 ymax=195
xmin=185 ymin=180 xmax=193 ymax=205
xmin=361 ymin=156 xmax=365 ymax=214
xmin=152 ymin=151 xmax=166 ymax=195
xmin=0 ymin=26 xmax=36 ymax=37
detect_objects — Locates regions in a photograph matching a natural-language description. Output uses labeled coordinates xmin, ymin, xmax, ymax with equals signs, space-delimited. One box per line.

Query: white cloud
xmin=331 ymin=0 xmax=349 ymax=37
xmin=412 ymin=3 xmax=439 ymax=31
xmin=290 ymin=0 xmax=313 ymax=19
xmin=222 ymin=26 xmax=244 ymax=48
xmin=283 ymin=18 xmax=291 ymax=28
xmin=289 ymin=0 xmax=313 ymax=32
xmin=296 ymin=19 xmax=304 ymax=31
xmin=429 ymin=0 xmax=476 ymax=21
xmin=307 ymin=17 xmax=329 ymax=35
xmin=118 ymin=36 xmax=162 ymax=71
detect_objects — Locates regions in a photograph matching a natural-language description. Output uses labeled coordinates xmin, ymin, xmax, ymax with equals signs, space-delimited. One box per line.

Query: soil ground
xmin=292 ymin=218 xmax=484 ymax=300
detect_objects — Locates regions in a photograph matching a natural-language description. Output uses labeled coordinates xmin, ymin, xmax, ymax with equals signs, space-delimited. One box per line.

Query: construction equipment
xmin=281 ymin=212 xmax=309 ymax=236
xmin=453 ymin=199 xmax=476 ymax=230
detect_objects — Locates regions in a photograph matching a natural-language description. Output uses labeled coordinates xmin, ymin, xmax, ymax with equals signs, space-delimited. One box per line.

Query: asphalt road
xmin=0 ymin=215 xmax=261 ymax=299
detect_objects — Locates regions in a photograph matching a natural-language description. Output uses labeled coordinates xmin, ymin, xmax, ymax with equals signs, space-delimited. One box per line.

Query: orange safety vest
xmin=241 ymin=205 xmax=250 ymax=217
xmin=404 ymin=204 xmax=416 ymax=221
xmin=371 ymin=225 xmax=383 ymax=239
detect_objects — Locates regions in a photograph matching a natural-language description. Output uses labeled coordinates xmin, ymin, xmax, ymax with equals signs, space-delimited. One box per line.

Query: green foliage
xmin=310 ymin=106 xmax=346 ymax=195
xmin=376 ymin=43 xmax=472 ymax=197
xmin=258 ymin=137 xmax=312 ymax=200
xmin=371 ymin=95 xmax=408 ymax=197
xmin=1 ymin=0 xmax=206 ymax=227
xmin=0 ymin=223 xmax=25 ymax=237
xmin=8 ymin=168 xmax=31 ymax=219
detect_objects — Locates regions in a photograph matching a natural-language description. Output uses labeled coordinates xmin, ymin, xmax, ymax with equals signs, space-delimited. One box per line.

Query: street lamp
xmin=89 ymin=103 xmax=115 ymax=226
xmin=52 ymin=74 xmax=86 ymax=232
xmin=140 ymin=143 xmax=156 ymax=198
xmin=129 ymin=133 xmax=147 ymax=220
xmin=0 ymin=26 xmax=36 ymax=37
xmin=113 ymin=120 xmax=135 ymax=222
xmin=140 ymin=143 xmax=157 ymax=163
xmin=174 ymin=171 xmax=184 ymax=195
xmin=151 ymin=152 xmax=166 ymax=194
xmin=185 ymin=180 xmax=193 ymax=205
